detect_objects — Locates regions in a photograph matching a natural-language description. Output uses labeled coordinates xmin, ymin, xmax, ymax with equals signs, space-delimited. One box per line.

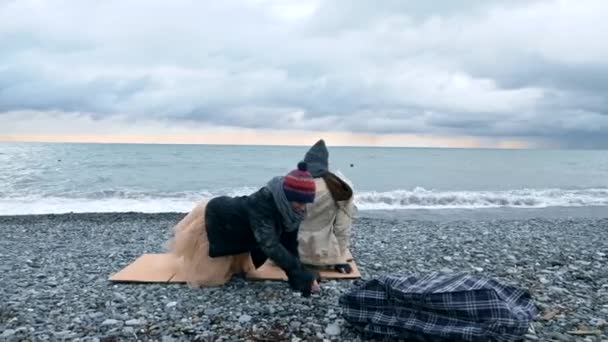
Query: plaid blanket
xmin=339 ymin=273 xmax=537 ymax=341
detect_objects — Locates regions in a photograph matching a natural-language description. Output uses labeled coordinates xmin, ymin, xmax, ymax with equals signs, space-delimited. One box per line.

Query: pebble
xmin=89 ymin=312 xmax=104 ymax=319
xmin=1 ymin=329 xmax=16 ymax=339
xmin=1 ymin=213 xmax=607 ymax=341
xmin=54 ymin=331 xmax=77 ymax=339
xmin=548 ymin=286 xmax=570 ymax=295
xmin=101 ymin=319 xmax=120 ymax=326
xmin=239 ymin=314 xmax=252 ymax=324
xmin=125 ymin=319 xmax=145 ymax=326
xmin=204 ymin=308 xmax=220 ymax=316
xmin=547 ymin=332 xmax=573 ymax=341
xmin=114 ymin=292 xmax=127 ymax=302
xmin=325 ymin=323 xmax=340 ymax=336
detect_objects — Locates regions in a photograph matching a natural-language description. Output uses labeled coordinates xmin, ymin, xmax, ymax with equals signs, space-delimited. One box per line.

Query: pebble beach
xmin=1 ymin=210 xmax=608 ymax=341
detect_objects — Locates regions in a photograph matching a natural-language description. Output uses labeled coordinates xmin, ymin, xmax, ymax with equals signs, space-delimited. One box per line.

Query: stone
xmin=101 ymin=319 xmax=120 ymax=326
xmin=325 ymin=323 xmax=340 ymax=336
xmin=89 ymin=312 xmax=104 ymax=319
xmin=114 ymin=292 xmax=127 ymax=302
xmin=547 ymin=332 xmax=573 ymax=341
xmin=125 ymin=319 xmax=145 ymax=326
xmin=1 ymin=329 xmax=16 ymax=339
xmin=54 ymin=331 xmax=77 ymax=339
xmin=443 ymin=256 xmax=453 ymax=262
xmin=166 ymin=301 xmax=177 ymax=308
xmin=204 ymin=308 xmax=220 ymax=316
xmin=239 ymin=314 xmax=252 ymax=324
xmin=548 ymin=286 xmax=570 ymax=295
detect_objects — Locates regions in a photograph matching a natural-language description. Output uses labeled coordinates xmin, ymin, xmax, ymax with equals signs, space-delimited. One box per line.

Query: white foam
xmin=1 ymin=187 xmax=608 ymax=215
xmin=0 ymin=188 xmax=256 ymax=215
xmin=354 ymin=187 xmax=608 ymax=210
xmin=0 ymin=197 xmax=199 ymax=215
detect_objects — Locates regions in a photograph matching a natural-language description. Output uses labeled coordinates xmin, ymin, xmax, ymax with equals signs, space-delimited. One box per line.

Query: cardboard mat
xmin=109 ymin=252 xmax=360 ymax=283
xmin=109 ymin=254 xmax=179 ymax=283
xmin=245 ymin=258 xmax=360 ymax=281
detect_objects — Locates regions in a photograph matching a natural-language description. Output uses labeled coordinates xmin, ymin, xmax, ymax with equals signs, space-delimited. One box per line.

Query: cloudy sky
xmin=1 ymin=0 xmax=607 ymax=148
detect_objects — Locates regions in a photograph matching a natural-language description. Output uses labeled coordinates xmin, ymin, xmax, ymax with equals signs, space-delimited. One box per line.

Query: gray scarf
xmin=266 ymin=176 xmax=305 ymax=232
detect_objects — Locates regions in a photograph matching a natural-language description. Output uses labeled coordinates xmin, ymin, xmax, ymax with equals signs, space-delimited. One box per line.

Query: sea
xmin=1 ymin=142 xmax=608 ymax=217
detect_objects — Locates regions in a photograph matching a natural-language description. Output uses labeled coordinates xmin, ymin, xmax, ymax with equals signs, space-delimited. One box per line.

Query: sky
xmin=0 ymin=0 xmax=607 ymax=148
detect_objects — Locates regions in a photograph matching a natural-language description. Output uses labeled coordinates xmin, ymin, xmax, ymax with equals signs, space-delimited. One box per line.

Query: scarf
xmin=266 ymin=176 xmax=305 ymax=232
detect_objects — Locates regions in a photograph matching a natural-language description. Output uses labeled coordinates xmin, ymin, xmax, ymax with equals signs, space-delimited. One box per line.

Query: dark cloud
xmin=0 ymin=0 xmax=607 ymax=148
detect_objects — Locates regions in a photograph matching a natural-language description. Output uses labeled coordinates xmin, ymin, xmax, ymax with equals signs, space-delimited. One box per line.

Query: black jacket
xmin=205 ymin=187 xmax=317 ymax=294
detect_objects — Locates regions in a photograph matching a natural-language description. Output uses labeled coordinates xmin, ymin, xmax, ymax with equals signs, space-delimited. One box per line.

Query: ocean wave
xmin=1 ymin=187 xmax=607 ymax=215
xmin=355 ymin=187 xmax=608 ymax=210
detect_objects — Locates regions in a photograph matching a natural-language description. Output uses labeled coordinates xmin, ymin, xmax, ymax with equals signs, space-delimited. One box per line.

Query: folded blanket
xmin=339 ymin=273 xmax=538 ymax=342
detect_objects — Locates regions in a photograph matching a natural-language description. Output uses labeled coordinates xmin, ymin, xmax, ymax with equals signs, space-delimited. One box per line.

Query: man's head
xmin=283 ymin=161 xmax=316 ymax=211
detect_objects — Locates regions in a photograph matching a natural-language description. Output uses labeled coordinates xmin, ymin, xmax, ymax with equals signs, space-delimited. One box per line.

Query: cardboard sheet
xmin=109 ymin=251 xmax=360 ymax=283
xmin=109 ymin=254 xmax=178 ymax=283
xmin=245 ymin=258 xmax=360 ymax=281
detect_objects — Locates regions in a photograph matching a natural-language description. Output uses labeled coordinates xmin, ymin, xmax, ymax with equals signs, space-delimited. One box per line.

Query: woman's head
xmin=283 ymin=161 xmax=316 ymax=211
xmin=304 ymin=139 xmax=329 ymax=178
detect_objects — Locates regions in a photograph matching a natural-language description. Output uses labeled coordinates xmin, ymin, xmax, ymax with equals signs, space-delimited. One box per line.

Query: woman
xmin=165 ymin=162 xmax=321 ymax=296
xmin=298 ymin=140 xmax=355 ymax=273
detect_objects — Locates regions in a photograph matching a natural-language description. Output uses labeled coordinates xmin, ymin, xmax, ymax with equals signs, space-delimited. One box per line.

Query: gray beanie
xmin=303 ymin=139 xmax=329 ymax=178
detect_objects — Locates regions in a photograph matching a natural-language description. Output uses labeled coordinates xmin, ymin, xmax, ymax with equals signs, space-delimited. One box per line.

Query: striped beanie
xmin=283 ymin=162 xmax=316 ymax=203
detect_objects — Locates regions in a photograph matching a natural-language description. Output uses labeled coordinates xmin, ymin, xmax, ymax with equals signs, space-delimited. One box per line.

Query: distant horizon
xmin=0 ymin=128 xmax=536 ymax=149
xmin=3 ymin=138 xmax=605 ymax=151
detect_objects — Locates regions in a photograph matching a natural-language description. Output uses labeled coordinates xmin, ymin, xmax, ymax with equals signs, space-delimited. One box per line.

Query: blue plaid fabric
xmin=339 ymin=273 xmax=538 ymax=342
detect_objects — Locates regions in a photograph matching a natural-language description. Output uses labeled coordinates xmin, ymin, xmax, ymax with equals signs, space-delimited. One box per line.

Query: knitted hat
xmin=283 ymin=162 xmax=316 ymax=203
xmin=304 ymin=139 xmax=329 ymax=178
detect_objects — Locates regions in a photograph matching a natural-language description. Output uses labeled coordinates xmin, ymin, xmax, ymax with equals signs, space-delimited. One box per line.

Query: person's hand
xmin=311 ymin=279 xmax=321 ymax=293
xmin=287 ymin=268 xmax=320 ymax=297
xmin=334 ymin=263 xmax=352 ymax=274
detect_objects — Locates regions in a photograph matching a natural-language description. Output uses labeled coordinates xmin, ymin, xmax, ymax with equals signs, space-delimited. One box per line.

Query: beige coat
xmin=298 ymin=177 xmax=355 ymax=266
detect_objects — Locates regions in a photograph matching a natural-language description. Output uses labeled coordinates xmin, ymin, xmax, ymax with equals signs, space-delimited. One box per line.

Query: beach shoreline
xmin=1 ymin=212 xmax=607 ymax=341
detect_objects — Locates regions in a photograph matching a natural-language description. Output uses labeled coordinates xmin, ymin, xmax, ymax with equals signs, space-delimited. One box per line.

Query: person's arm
xmin=249 ymin=210 xmax=317 ymax=296
xmin=280 ymin=229 xmax=299 ymax=257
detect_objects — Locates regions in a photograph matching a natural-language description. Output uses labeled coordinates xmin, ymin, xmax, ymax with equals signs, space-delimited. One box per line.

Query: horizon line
xmin=0 ymin=139 xmax=589 ymax=151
